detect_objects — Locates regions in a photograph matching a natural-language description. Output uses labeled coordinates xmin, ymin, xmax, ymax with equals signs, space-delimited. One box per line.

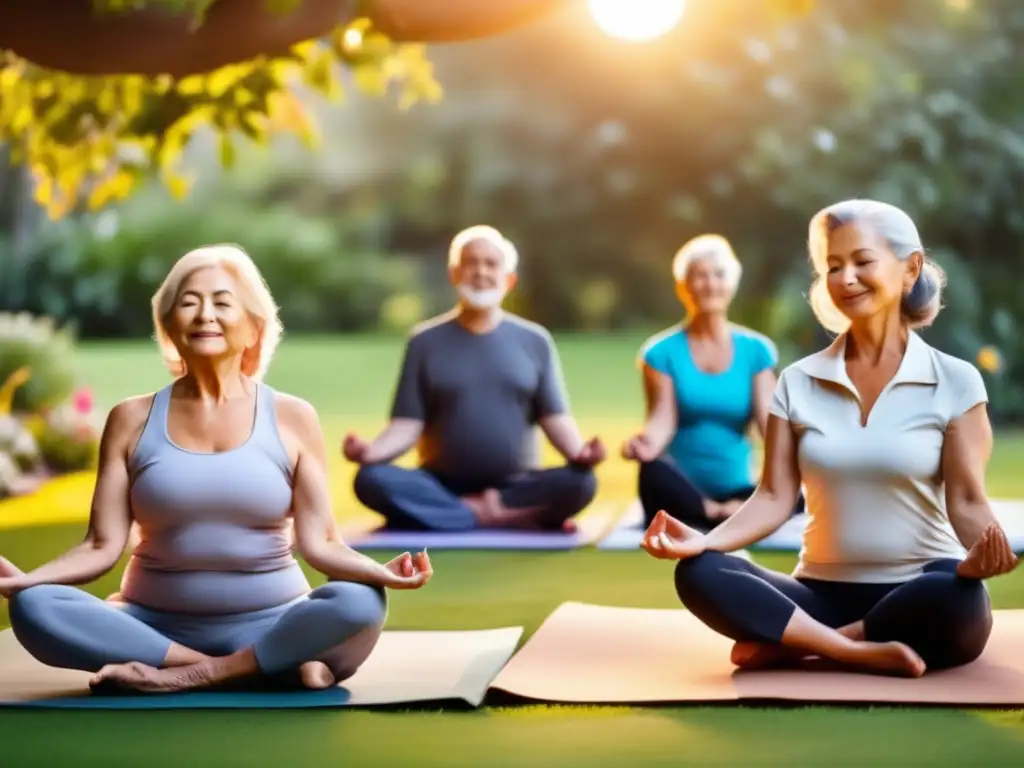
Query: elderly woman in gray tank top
xmin=0 ymin=244 xmax=433 ymax=694
xmin=643 ymin=200 xmax=1017 ymax=677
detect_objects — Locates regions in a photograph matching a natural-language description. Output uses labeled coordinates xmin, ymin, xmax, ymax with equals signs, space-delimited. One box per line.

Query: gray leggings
xmin=8 ymin=581 xmax=388 ymax=682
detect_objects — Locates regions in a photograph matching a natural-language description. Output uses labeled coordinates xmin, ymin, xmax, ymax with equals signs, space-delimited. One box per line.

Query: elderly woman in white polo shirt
xmin=642 ymin=198 xmax=1018 ymax=677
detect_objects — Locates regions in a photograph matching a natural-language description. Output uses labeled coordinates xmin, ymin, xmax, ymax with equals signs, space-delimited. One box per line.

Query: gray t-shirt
xmin=390 ymin=313 xmax=569 ymax=490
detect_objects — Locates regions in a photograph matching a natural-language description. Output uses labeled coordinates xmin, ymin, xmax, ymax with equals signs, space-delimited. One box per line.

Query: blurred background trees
xmin=1 ymin=0 xmax=1023 ymax=418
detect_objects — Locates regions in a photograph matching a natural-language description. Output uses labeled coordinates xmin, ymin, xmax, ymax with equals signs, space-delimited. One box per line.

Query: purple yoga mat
xmin=340 ymin=506 xmax=617 ymax=550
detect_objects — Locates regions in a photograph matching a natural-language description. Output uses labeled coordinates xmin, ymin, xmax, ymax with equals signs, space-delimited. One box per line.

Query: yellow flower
xmin=977 ymin=346 xmax=1002 ymax=374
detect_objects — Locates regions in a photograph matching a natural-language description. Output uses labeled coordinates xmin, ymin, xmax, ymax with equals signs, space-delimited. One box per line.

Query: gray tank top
xmin=119 ymin=382 xmax=310 ymax=614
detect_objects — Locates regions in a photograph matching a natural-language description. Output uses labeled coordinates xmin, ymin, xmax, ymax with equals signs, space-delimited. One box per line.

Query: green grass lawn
xmin=3 ymin=332 xmax=1024 ymax=766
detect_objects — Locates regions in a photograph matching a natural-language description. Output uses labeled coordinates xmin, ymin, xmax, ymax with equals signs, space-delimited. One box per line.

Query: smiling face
xmin=165 ymin=265 xmax=258 ymax=367
xmin=824 ymin=220 xmax=921 ymax=327
xmin=677 ymin=255 xmax=736 ymax=315
xmin=449 ymin=238 xmax=517 ymax=309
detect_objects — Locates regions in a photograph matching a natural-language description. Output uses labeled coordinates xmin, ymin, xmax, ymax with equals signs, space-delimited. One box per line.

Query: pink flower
xmin=72 ymin=387 xmax=94 ymax=416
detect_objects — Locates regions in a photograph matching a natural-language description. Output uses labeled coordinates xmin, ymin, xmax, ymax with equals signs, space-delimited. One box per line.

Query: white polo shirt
xmin=770 ymin=330 xmax=988 ymax=583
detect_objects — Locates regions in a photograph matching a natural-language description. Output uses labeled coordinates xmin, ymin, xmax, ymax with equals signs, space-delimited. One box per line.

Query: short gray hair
xmin=671 ymin=234 xmax=742 ymax=289
xmin=448 ymin=225 xmax=519 ymax=272
xmin=807 ymin=199 xmax=945 ymax=334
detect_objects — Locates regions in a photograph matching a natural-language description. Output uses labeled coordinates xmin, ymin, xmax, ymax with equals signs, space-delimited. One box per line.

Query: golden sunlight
xmin=588 ymin=0 xmax=686 ymax=42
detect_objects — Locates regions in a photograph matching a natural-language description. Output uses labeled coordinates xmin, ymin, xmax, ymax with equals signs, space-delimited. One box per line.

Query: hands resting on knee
xmin=640 ymin=507 xmax=1022 ymax=585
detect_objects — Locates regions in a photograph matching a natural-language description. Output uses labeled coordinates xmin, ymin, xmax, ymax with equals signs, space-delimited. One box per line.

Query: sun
xmin=588 ymin=0 xmax=687 ymax=42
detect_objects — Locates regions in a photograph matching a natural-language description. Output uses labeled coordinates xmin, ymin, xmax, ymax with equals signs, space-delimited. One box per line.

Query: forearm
xmin=305 ymin=542 xmax=392 ymax=587
xmin=364 ymin=420 xmax=422 ymax=464
xmin=17 ymin=540 xmax=121 ymax=589
xmin=949 ymin=499 xmax=1000 ymax=551
xmin=641 ymin=415 xmax=675 ymax=456
xmin=703 ymin=488 xmax=793 ymax=552
xmin=539 ymin=413 xmax=584 ymax=460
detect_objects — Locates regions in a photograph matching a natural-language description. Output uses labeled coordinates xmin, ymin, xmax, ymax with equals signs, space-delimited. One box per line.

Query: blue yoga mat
xmin=0 ymin=627 xmax=523 ymax=710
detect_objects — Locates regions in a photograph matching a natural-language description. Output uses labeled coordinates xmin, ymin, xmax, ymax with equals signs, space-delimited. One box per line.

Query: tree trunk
xmin=0 ymin=0 xmax=570 ymax=77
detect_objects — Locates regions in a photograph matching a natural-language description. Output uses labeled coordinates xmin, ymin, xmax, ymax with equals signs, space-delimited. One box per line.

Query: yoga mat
xmin=340 ymin=502 xmax=622 ymax=551
xmin=597 ymin=501 xmax=807 ymax=551
xmin=0 ymin=626 xmax=522 ymax=710
xmin=598 ymin=498 xmax=1024 ymax=552
xmin=490 ymin=602 xmax=1024 ymax=706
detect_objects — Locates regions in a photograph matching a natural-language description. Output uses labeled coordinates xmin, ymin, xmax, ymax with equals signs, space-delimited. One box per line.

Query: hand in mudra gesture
xmin=640 ymin=510 xmax=707 ymax=561
xmin=957 ymin=524 xmax=1020 ymax=580
xmin=383 ymin=550 xmax=434 ymax=589
xmin=621 ymin=433 xmax=658 ymax=463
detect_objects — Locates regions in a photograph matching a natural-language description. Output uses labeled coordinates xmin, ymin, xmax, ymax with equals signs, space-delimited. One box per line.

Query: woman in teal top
xmin=622 ymin=234 xmax=804 ymax=528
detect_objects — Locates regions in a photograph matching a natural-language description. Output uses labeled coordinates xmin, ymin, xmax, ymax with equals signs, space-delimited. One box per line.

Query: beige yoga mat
xmin=490 ymin=602 xmax=1024 ymax=706
xmin=0 ymin=626 xmax=523 ymax=709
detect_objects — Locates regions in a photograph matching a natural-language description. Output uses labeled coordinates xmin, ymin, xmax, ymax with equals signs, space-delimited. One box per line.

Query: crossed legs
xmin=673 ymin=552 xmax=992 ymax=676
xmin=638 ymin=458 xmax=805 ymax=530
xmin=354 ymin=464 xmax=597 ymax=531
xmin=8 ymin=580 xmax=388 ymax=693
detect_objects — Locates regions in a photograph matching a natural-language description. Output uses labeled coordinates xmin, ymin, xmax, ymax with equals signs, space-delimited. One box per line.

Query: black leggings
xmin=674 ymin=552 xmax=993 ymax=670
xmin=638 ymin=458 xmax=805 ymax=530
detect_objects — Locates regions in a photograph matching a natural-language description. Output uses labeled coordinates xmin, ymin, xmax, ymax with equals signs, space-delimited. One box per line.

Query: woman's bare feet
xmin=731 ymin=621 xmax=893 ymax=672
xmin=90 ymin=649 xmax=260 ymax=694
xmin=299 ymin=661 xmax=335 ymax=690
xmin=731 ymin=641 xmax=808 ymax=670
xmin=844 ymin=641 xmax=926 ymax=677
xmin=90 ymin=660 xmax=222 ymax=693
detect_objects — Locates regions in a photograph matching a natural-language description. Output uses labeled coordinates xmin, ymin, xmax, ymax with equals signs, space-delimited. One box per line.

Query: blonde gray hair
xmin=448 ymin=225 xmax=519 ymax=272
xmin=807 ymin=199 xmax=945 ymax=334
xmin=671 ymin=234 xmax=742 ymax=289
xmin=150 ymin=244 xmax=283 ymax=381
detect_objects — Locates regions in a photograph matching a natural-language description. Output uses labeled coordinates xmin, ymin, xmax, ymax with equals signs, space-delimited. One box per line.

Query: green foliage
xmin=31 ymin=408 xmax=100 ymax=474
xmin=3 ymin=175 xmax=426 ymax=336
xmin=0 ymin=313 xmax=77 ymax=414
xmin=0 ymin=9 xmax=441 ymax=219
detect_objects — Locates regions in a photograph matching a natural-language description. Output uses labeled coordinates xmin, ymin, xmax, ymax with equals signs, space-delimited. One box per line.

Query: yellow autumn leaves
xmin=0 ymin=16 xmax=441 ymax=219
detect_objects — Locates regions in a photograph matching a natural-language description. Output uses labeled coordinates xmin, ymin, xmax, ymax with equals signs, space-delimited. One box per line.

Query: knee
xmin=8 ymin=584 xmax=69 ymax=634
xmin=638 ymin=459 xmax=673 ymax=494
xmin=311 ymin=581 xmax=388 ymax=634
xmin=931 ymin=579 xmax=993 ymax=669
xmin=564 ymin=466 xmax=597 ymax=509
xmin=672 ymin=552 xmax=724 ymax=606
xmin=353 ymin=464 xmax=396 ymax=506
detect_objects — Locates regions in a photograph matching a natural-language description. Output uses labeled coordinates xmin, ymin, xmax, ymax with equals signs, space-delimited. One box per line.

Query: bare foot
xmin=718 ymin=500 xmax=744 ymax=519
xmin=90 ymin=656 xmax=245 ymax=694
xmin=731 ymin=622 xmax=874 ymax=671
xmin=299 ymin=661 xmax=335 ymax=690
xmin=475 ymin=489 xmax=547 ymax=530
xmin=90 ymin=661 xmax=212 ymax=693
xmin=460 ymin=494 xmax=488 ymax=518
xmin=561 ymin=518 xmax=578 ymax=534
xmin=703 ymin=500 xmax=726 ymax=521
xmin=0 ymin=556 xmax=24 ymax=579
xmin=845 ymin=641 xmax=926 ymax=677
xmin=731 ymin=641 xmax=808 ymax=670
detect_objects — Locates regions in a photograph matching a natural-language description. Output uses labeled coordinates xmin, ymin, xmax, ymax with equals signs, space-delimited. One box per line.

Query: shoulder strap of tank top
xmin=251 ymin=382 xmax=293 ymax=475
xmin=129 ymin=383 xmax=174 ymax=473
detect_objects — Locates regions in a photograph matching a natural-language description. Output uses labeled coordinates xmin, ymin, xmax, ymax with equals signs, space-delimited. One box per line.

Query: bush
xmin=0 ymin=313 xmax=77 ymax=414
xmin=1 ymin=183 xmax=424 ymax=338
xmin=0 ymin=321 xmax=99 ymax=500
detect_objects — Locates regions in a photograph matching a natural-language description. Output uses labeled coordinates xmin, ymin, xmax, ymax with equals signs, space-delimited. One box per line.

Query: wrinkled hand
xmin=383 ymin=550 xmax=434 ymax=590
xmin=573 ymin=437 xmax=606 ymax=467
xmin=342 ymin=433 xmax=370 ymax=464
xmin=640 ymin=510 xmax=707 ymax=561
xmin=621 ymin=433 xmax=658 ymax=463
xmin=957 ymin=524 xmax=1019 ymax=580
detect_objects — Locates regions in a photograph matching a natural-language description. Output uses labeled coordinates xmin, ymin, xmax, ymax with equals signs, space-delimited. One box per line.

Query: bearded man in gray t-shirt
xmin=343 ymin=225 xmax=604 ymax=531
